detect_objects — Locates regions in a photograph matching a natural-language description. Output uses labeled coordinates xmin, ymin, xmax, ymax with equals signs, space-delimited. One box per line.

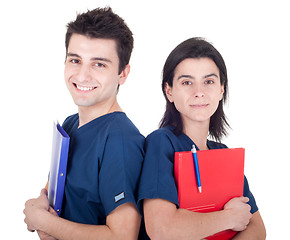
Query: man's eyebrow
xmin=91 ymin=57 xmax=112 ymax=63
xmin=67 ymin=53 xmax=112 ymax=63
xmin=67 ymin=53 xmax=80 ymax=58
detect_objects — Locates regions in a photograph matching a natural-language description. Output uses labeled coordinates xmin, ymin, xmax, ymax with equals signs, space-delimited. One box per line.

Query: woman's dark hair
xmin=65 ymin=7 xmax=133 ymax=74
xmin=160 ymin=37 xmax=230 ymax=142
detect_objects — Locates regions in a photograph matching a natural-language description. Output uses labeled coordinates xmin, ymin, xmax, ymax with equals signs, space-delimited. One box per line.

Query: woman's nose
xmin=193 ymin=84 xmax=205 ymax=98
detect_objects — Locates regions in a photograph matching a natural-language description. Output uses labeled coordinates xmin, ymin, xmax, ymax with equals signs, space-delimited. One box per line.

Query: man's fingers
xmin=49 ymin=207 xmax=58 ymax=216
xmin=40 ymin=188 xmax=48 ymax=196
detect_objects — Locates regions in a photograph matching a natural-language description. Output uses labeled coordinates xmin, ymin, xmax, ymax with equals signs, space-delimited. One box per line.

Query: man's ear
xmin=165 ymin=83 xmax=174 ymax=103
xmin=118 ymin=64 xmax=130 ymax=85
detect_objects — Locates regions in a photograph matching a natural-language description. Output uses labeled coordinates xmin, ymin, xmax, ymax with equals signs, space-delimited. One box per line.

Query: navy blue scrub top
xmin=61 ymin=112 xmax=144 ymax=225
xmin=138 ymin=126 xmax=258 ymax=214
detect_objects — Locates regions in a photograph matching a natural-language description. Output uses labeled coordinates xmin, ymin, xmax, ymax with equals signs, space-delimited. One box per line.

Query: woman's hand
xmin=223 ymin=197 xmax=252 ymax=231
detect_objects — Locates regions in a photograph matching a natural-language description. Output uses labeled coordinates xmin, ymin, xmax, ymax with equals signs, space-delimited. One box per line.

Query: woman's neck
xmin=182 ymin=120 xmax=210 ymax=151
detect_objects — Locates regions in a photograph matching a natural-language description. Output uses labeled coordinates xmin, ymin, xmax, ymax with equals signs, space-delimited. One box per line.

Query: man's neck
xmin=78 ymin=99 xmax=122 ymax=128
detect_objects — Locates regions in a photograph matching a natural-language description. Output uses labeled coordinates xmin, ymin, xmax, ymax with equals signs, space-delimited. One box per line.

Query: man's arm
xmin=24 ymin=189 xmax=140 ymax=240
xmin=143 ymin=197 xmax=252 ymax=240
xmin=232 ymin=211 xmax=266 ymax=240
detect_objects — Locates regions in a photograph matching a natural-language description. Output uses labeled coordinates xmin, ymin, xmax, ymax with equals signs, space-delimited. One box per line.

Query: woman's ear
xmin=118 ymin=64 xmax=130 ymax=85
xmin=165 ymin=83 xmax=174 ymax=103
xmin=219 ymin=84 xmax=225 ymax=101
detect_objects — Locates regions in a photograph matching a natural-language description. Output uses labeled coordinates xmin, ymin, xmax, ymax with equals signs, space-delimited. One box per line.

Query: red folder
xmin=174 ymin=148 xmax=245 ymax=240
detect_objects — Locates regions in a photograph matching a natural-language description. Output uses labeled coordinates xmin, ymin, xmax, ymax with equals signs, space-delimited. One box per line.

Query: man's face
xmin=64 ymin=34 xmax=127 ymax=110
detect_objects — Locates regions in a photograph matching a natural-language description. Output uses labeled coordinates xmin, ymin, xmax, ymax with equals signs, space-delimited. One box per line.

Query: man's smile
xmin=73 ymin=83 xmax=97 ymax=92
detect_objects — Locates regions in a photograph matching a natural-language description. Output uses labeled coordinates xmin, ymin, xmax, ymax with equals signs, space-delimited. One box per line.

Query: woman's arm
xmin=143 ymin=197 xmax=252 ymax=240
xmin=232 ymin=211 xmax=266 ymax=240
xmin=24 ymin=189 xmax=140 ymax=240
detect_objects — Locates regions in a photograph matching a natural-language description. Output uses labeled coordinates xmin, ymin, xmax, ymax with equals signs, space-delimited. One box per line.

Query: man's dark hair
xmin=160 ymin=37 xmax=230 ymax=142
xmin=65 ymin=7 xmax=133 ymax=74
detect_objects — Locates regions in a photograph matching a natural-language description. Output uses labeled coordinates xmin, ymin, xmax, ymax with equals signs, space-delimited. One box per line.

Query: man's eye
xmin=70 ymin=59 xmax=80 ymax=64
xmin=95 ymin=63 xmax=105 ymax=67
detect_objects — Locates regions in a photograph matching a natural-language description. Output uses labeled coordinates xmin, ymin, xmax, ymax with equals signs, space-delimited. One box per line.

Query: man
xmin=24 ymin=7 xmax=144 ymax=240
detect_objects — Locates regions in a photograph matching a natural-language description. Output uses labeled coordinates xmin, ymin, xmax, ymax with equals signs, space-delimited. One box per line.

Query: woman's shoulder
xmin=145 ymin=126 xmax=187 ymax=152
xmin=147 ymin=126 xmax=176 ymax=140
xmin=207 ymin=140 xmax=228 ymax=149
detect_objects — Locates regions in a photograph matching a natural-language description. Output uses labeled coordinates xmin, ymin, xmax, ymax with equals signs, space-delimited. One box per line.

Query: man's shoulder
xmin=109 ymin=112 xmax=143 ymax=136
xmin=62 ymin=113 xmax=78 ymax=132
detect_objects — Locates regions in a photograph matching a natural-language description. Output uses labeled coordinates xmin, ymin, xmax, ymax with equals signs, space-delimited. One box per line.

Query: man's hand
xmin=24 ymin=188 xmax=51 ymax=232
xmin=224 ymin=197 xmax=252 ymax=231
xmin=37 ymin=207 xmax=58 ymax=240
xmin=38 ymin=230 xmax=57 ymax=240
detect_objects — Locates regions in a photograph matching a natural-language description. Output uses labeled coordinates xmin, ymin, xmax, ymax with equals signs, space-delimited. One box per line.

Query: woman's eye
xmin=182 ymin=81 xmax=192 ymax=85
xmin=205 ymin=80 xmax=214 ymax=84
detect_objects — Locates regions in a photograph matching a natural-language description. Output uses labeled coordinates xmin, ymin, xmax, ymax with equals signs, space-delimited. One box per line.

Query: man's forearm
xmin=24 ymin=190 xmax=140 ymax=240
xmin=39 ymin=212 xmax=114 ymax=240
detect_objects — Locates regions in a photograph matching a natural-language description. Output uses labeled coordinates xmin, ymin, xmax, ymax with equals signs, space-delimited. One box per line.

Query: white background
xmin=1 ymin=0 xmax=289 ymax=239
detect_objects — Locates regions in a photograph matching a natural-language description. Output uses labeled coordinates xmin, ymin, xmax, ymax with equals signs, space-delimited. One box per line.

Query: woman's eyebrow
xmin=203 ymin=73 xmax=219 ymax=79
xmin=177 ymin=74 xmax=194 ymax=80
xmin=177 ymin=73 xmax=219 ymax=80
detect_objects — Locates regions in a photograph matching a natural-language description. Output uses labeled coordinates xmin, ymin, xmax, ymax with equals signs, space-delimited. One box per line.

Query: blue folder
xmin=48 ymin=121 xmax=70 ymax=216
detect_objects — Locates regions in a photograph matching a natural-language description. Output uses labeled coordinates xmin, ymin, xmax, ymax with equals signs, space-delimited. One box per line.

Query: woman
xmin=138 ymin=38 xmax=266 ymax=239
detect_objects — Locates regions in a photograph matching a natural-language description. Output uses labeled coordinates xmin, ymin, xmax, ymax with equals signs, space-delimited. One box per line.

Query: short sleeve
xmin=208 ymin=141 xmax=259 ymax=214
xmin=243 ymin=176 xmax=258 ymax=214
xmin=137 ymin=131 xmax=179 ymax=211
xmin=99 ymin=130 xmax=144 ymax=216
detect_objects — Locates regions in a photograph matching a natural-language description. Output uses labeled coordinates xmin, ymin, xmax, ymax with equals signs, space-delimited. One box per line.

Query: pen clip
xmin=191 ymin=144 xmax=197 ymax=153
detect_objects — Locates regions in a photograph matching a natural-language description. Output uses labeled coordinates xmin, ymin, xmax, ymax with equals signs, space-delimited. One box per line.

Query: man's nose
xmin=76 ymin=64 xmax=92 ymax=83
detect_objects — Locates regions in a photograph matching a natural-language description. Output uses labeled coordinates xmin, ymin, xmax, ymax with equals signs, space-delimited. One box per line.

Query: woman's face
xmin=165 ymin=57 xmax=224 ymax=128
